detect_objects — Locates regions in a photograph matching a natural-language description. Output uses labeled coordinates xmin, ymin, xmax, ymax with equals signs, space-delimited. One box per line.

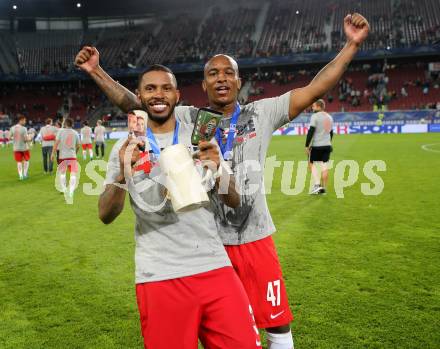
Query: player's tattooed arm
xmin=75 ymin=46 xmax=141 ymax=112
xmin=288 ymin=13 xmax=369 ymax=120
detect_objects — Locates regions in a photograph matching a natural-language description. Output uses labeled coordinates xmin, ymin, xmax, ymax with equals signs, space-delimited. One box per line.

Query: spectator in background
xmin=401 ymin=86 xmax=408 ymax=97
xmin=422 ymin=81 xmax=430 ymax=95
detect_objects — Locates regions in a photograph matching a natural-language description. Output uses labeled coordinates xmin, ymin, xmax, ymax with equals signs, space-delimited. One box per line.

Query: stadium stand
xmin=198 ymin=6 xmax=258 ymax=59
xmin=396 ymin=0 xmax=440 ymax=46
xmin=16 ymin=30 xmax=82 ymax=74
xmin=244 ymin=61 xmax=440 ymax=113
xmin=1 ymin=61 xmax=438 ymax=127
xmin=1 ymin=0 xmax=439 ymax=74
xmin=257 ymin=0 xmax=329 ymax=56
xmin=138 ymin=15 xmax=199 ymax=65
xmin=0 ymin=0 xmax=439 ymax=125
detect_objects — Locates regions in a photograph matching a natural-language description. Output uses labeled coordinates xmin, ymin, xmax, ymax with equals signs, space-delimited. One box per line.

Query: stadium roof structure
xmin=1 ymin=0 xmax=217 ymax=18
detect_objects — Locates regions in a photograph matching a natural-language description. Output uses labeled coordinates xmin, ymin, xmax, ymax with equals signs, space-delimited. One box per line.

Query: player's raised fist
xmin=74 ymin=46 xmax=100 ymax=74
xmin=344 ymin=13 xmax=370 ymax=46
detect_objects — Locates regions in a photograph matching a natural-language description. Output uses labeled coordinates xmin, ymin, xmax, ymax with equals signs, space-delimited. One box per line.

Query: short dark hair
xmin=83 ymin=120 xmax=89 ymax=126
xmin=18 ymin=114 xmax=26 ymax=122
xmin=46 ymin=118 xmax=52 ymax=125
xmin=138 ymin=64 xmax=177 ymax=88
xmin=64 ymin=118 xmax=73 ymax=127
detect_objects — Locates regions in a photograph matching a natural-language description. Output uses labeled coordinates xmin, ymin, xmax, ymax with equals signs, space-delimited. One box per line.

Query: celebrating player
xmin=94 ymin=120 xmax=106 ymax=158
xmin=10 ymin=115 xmax=31 ymax=180
xmin=80 ymin=120 xmax=93 ymax=160
xmin=305 ymin=99 xmax=334 ymax=195
xmin=39 ymin=118 xmax=57 ymax=174
xmin=98 ymin=65 xmax=260 ymax=349
xmin=51 ymin=118 xmax=80 ymax=200
xmin=75 ymin=12 xmax=370 ymax=349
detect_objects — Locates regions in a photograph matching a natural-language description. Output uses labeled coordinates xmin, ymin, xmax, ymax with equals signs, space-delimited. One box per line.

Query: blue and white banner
xmin=273 ymin=123 xmax=434 ymax=136
xmin=428 ymin=124 xmax=440 ymax=133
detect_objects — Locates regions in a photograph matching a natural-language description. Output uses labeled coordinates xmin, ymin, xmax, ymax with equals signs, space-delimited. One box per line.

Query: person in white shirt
xmin=305 ymin=99 xmax=334 ymax=195
xmin=39 ymin=118 xmax=57 ymax=174
xmin=80 ymin=120 xmax=93 ymax=160
xmin=52 ymin=118 xmax=80 ymax=200
xmin=10 ymin=115 xmax=31 ymax=180
xmin=94 ymin=120 xmax=106 ymax=158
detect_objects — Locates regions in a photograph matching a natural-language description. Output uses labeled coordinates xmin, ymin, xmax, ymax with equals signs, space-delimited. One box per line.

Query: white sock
xmin=23 ymin=161 xmax=29 ymax=176
xmin=89 ymin=149 xmax=93 ymax=159
xmin=83 ymin=150 xmax=86 ymax=159
xmin=266 ymin=330 xmax=294 ymax=349
xmin=69 ymin=174 xmax=77 ymax=194
xmin=17 ymin=162 xmax=23 ymax=178
xmin=311 ymin=164 xmax=320 ymax=186
xmin=60 ymin=173 xmax=67 ymax=192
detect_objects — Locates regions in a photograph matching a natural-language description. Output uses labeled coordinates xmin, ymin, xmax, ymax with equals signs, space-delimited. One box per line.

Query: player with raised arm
xmin=75 ymin=12 xmax=369 ymax=349
xmin=98 ymin=65 xmax=261 ymax=349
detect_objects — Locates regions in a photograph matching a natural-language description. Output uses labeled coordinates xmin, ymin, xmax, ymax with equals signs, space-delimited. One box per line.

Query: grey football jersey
xmin=56 ymin=128 xmax=80 ymax=159
xmin=310 ymin=111 xmax=333 ymax=147
xmin=175 ymin=92 xmax=291 ymax=245
xmin=81 ymin=126 xmax=93 ymax=144
xmin=104 ymin=122 xmax=230 ymax=283
xmin=10 ymin=124 xmax=28 ymax=152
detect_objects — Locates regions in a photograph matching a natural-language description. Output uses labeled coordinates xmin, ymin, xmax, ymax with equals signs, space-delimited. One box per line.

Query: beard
xmin=141 ymin=101 xmax=176 ymax=125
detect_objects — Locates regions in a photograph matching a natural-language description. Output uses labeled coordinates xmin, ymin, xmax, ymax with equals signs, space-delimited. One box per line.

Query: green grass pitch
xmin=0 ymin=133 xmax=439 ymax=348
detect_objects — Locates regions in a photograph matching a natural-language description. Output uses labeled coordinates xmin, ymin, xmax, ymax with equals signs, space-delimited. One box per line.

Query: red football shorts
xmin=136 ymin=267 xmax=262 ymax=349
xmin=225 ymin=236 xmax=294 ymax=329
xmin=82 ymin=143 xmax=92 ymax=150
xmin=58 ymin=158 xmax=78 ymax=173
xmin=14 ymin=150 xmax=30 ymax=162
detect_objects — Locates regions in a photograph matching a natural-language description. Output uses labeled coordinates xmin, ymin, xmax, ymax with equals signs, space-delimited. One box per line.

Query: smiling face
xmin=134 ymin=116 xmax=146 ymax=136
xmin=202 ymin=55 xmax=241 ymax=110
xmin=137 ymin=70 xmax=180 ymax=125
xmin=127 ymin=112 xmax=137 ymax=132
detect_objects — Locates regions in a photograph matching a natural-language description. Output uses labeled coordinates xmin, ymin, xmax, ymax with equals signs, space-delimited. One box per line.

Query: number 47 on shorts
xmin=266 ymin=280 xmax=281 ymax=306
